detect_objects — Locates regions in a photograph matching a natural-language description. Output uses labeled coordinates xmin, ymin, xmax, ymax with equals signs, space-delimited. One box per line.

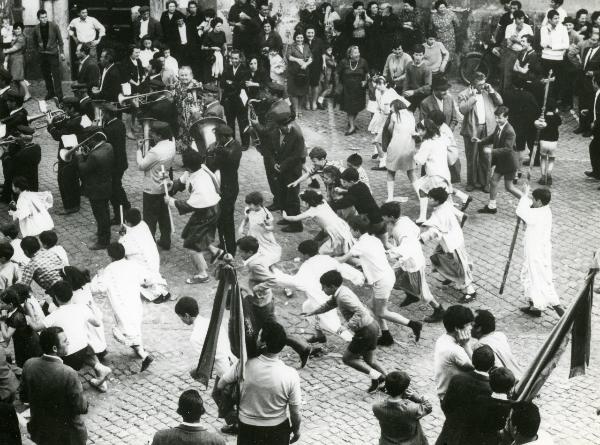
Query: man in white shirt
xmin=337 ymin=215 xmax=422 ymax=346
xmin=501 ymin=10 xmax=534 ymax=92
xmin=541 ymin=0 xmax=567 ymax=27
xmin=540 ymin=9 xmax=569 ymax=100
xmin=218 ymin=321 xmax=302 ymax=445
xmin=68 ymin=7 xmax=105 ymax=59
xmin=433 ymin=304 xmax=474 ymax=400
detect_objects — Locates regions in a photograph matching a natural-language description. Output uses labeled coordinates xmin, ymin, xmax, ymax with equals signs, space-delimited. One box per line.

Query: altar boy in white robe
xmin=271 ymin=239 xmax=362 ymax=344
xmin=92 ymin=242 xmax=154 ymax=371
xmin=420 ymin=187 xmax=477 ymax=303
xmin=119 ymin=208 xmax=171 ymax=304
xmin=516 ymin=186 xmax=564 ymax=318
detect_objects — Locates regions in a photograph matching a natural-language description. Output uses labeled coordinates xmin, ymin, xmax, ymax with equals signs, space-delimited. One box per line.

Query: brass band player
xmin=0 ymin=125 xmax=40 ymax=203
xmin=121 ymin=45 xmax=146 ymax=140
xmin=47 ymin=96 xmax=85 ymax=214
xmin=2 ymin=90 xmax=29 ymax=131
xmin=101 ymin=102 xmax=131 ymax=225
xmin=201 ymin=85 xmax=225 ymax=120
xmin=170 ymin=66 xmax=202 ymax=150
xmin=71 ymin=81 xmax=96 ymax=121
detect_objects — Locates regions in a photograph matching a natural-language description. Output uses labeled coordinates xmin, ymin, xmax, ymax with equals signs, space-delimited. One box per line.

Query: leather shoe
xmin=477 ymin=205 xmax=497 ymax=214
xmin=460 ymin=196 xmax=473 ymax=212
xmin=59 ymin=207 xmax=79 ymax=215
xmin=89 ymin=243 xmax=109 ymax=251
xmin=584 ymin=171 xmax=600 ymax=179
xmin=399 ymin=293 xmax=420 ymax=307
xmin=281 ymin=225 xmax=303 ymax=233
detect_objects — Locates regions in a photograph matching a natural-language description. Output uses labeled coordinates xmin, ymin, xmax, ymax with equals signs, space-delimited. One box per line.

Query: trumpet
xmin=46 ymin=109 xmax=67 ymax=122
xmin=118 ymin=90 xmax=172 ymax=107
xmin=27 ymin=113 xmax=48 ymax=129
xmin=59 ymin=131 xmax=107 ymax=162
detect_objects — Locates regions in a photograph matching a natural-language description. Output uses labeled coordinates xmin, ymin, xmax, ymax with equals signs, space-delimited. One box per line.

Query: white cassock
xmin=71 ymin=283 xmax=107 ymax=354
xmin=92 ymin=259 xmax=149 ymax=346
xmin=272 ymin=255 xmax=364 ymax=340
xmin=119 ymin=221 xmax=169 ymax=301
xmin=516 ymin=196 xmax=560 ymax=310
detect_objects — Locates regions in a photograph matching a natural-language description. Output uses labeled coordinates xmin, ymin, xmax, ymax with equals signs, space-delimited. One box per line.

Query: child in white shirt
xmin=40 ymin=230 xmax=69 ymax=266
xmin=238 ymin=192 xmax=281 ymax=266
xmin=9 ymin=177 xmax=54 ymax=237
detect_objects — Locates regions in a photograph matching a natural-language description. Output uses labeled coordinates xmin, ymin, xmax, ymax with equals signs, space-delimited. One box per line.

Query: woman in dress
xmin=338 ymin=45 xmax=369 ymax=135
xmin=286 ymin=31 xmax=313 ymax=117
xmin=170 ymin=66 xmax=203 ymax=150
xmin=201 ymin=18 xmax=227 ymax=83
xmin=3 ymin=23 xmax=29 ymax=101
xmin=344 ymin=2 xmax=372 ymax=55
xmin=384 ymin=99 xmax=418 ymax=203
xmin=245 ymin=56 xmax=269 ymax=100
xmin=365 ymin=1 xmax=381 ymax=71
xmin=305 ymin=26 xmax=326 ymax=111
xmin=368 ymin=76 xmax=402 ymax=170
xmin=430 ymin=0 xmax=459 ymax=61
xmin=320 ymin=2 xmax=341 ymax=42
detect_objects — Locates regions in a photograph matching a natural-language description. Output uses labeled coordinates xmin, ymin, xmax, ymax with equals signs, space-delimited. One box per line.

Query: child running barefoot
xmin=238 ymin=191 xmax=282 ymax=265
xmin=282 ymin=190 xmax=354 ymax=256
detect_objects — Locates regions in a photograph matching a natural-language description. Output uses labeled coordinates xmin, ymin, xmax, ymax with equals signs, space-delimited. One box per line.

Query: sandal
xmin=186 ymin=275 xmax=209 ymax=284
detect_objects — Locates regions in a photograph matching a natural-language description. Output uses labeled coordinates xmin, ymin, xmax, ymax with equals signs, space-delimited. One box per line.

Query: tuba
xmin=59 ymin=131 xmax=107 ymax=162
xmin=189 ymin=116 xmax=227 ymax=157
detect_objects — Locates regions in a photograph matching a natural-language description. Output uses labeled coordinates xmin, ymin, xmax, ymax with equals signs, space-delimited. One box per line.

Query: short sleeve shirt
xmin=44 ymin=304 xmax=91 ymax=355
xmin=434 ymin=333 xmax=472 ymax=399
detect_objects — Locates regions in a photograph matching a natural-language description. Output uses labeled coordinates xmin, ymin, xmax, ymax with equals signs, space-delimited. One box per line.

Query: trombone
xmin=0 ymin=113 xmax=47 ymax=129
xmin=117 ymin=90 xmax=172 ymax=108
xmin=59 ymin=131 xmax=107 ymax=162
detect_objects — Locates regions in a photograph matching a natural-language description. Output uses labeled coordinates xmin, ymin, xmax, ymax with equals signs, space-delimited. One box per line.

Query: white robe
xmin=71 ymin=283 xmax=108 ymax=354
xmin=119 ymin=221 xmax=168 ymax=301
xmin=272 ymin=254 xmax=363 ymax=340
xmin=11 ymin=191 xmax=54 ymax=237
xmin=92 ymin=259 xmax=149 ymax=346
xmin=516 ymin=196 xmax=560 ymax=309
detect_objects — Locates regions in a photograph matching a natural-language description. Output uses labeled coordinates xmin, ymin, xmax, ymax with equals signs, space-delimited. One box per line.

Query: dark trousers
xmin=278 ymin=171 xmax=302 ymax=229
xmin=541 ymin=58 xmax=563 ymax=102
xmin=560 ymin=60 xmax=577 ymax=108
xmin=110 ymin=171 xmax=130 ymax=218
xmin=578 ymin=76 xmax=595 ymax=131
xmin=143 ymin=192 xmax=171 ymax=248
xmin=89 ymin=198 xmax=111 ymax=245
xmin=515 ymin=124 xmax=536 ymax=153
xmin=1 ymin=160 xmax=12 ymax=202
xmin=225 ymin=101 xmax=250 ymax=148
xmin=589 ymin=136 xmax=600 ymax=175
xmin=238 ymin=420 xmax=291 ymax=445
xmin=57 ymin=162 xmax=81 ymax=210
xmin=263 ymin=155 xmax=280 ymax=206
xmin=218 ymin=193 xmax=238 ymax=255
xmin=40 ymin=53 xmax=63 ymax=99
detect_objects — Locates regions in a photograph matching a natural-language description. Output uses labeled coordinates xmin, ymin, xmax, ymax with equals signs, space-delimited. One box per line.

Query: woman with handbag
xmin=337 ymin=45 xmax=369 ymax=135
xmin=286 ymin=31 xmax=313 ymax=117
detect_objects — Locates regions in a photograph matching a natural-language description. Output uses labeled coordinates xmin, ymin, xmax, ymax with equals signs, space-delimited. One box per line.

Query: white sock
xmin=386 ymin=181 xmax=394 ymax=201
xmin=454 ymin=189 xmax=469 ymax=202
xmin=372 ymin=146 xmax=378 ymax=155
xmin=418 ymin=197 xmax=428 ymax=221
xmin=379 ymin=155 xmax=387 ymax=168
xmin=412 ymin=181 xmax=420 ymax=198
xmin=317 ymin=96 xmax=324 ymax=104
xmin=369 ymin=369 xmax=382 ymax=380
xmin=488 ymin=199 xmax=497 ymax=209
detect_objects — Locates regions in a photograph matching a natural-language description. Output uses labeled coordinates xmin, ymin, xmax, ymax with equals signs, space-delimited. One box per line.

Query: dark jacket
xmin=20 ymin=355 xmax=88 ymax=445
xmin=207 ymin=138 xmax=242 ymax=199
xmin=11 ymin=143 xmax=41 ymax=191
xmin=133 ymin=17 xmax=163 ymax=45
xmin=151 ymin=423 xmax=225 ymax=445
xmin=276 ymin=122 xmax=306 ymax=176
xmin=76 ymin=141 xmax=114 ymax=199
xmin=220 ymin=63 xmax=250 ymax=106
xmin=479 ymin=122 xmax=517 ymax=150
xmin=160 ymin=10 xmax=186 ymax=48
xmin=78 ymin=96 xmax=95 ymax=121
xmin=254 ymin=98 xmax=291 ymax=157
xmin=120 ymin=58 xmax=145 ymax=92
xmin=103 ymin=118 xmax=127 ymax=172
xmin=419 ymin=94 xmax=459 ymax=130
xmin=32 ymin=22 xmax=64 ymax=56
xmin=91 ymin=64 xmax=121 ymax=102
xmin=436 ymin=371 xmax=492 ymax=445
xmin=77 ymin=56 xmax=100 ymax=92
xmin=331 ymin=181 xmax=381 ymax=223
xmin=503 ymin=87 xmax=539 ymax=131
xmin=4 ymin=108 xmax=28 ymax=133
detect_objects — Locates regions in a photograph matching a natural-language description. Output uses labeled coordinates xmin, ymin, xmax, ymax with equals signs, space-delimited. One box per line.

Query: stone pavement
xmin=8 ymin=81 xmax=600 ymax=445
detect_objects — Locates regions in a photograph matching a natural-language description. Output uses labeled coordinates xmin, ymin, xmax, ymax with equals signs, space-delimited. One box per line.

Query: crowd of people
xmin=0 ymin=0 xmax=598 ymax=444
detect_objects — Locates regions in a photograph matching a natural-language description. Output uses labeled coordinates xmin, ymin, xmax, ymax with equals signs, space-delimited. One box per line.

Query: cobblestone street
xmin=9 ymin=81 xmax=600 ymax=445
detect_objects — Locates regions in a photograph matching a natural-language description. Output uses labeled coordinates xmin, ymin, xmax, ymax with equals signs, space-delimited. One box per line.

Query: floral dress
xmin=170 ymin=79 xmax=203 ymax=151
xmin=430 ymin=10 xmax=459 ymax=58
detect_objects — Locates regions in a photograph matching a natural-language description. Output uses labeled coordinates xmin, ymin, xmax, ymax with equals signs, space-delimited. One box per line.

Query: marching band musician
xmin=170 ymin=66 xmax=202 ymax=150
xmin=75 ymin=127 xmax=114 ymax=250
xmin=202 ymin=85 xmax=225 ymax=120
xmin=220 ymin=49 xmax=250 ymax=150
xmin=71 ymin=81 xmax=95 ymax=121
xmin=2 ymin=90 xmax=28 ymax=131
xmin=121 ymin=45 xmax=146 ymax=139
xmin=90 ymin=48 xmax=121 ymax=104
xmin=206 ymin=124 xmax=242 ymax=255
xmin=0 ymin=68 xmax=13 ymax=118
xmin=101 ymin=102 xmax=130 ymax=225
xmin=1 ymin=125 xmax=40 ymax=203
xmin=248 ymin=82 xmax=291 ymax=210
xmin=136 ymin=121 xmax=176 ymax=250
xmin=137 ymin=61 xmax=179 ymax=138
xmin=47 ymin=96 xmax=84 ymax=214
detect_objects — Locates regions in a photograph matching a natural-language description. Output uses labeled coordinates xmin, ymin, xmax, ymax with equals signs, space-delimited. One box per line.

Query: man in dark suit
xmin=151 ymin=389 xmax=225 ymax=445
xmin=75 ymin=43 xmax=100 ymax=94
xmin=75 ymin=127 xmax=114 ymax=250
xmin=72 ymin=82 xmax=95 ymax=121
xmin=102 ymin=103 xmax=130 ymax=225
xmin=0 ymin=68 xmax=12 ymax=119
xmin=160 ymin=1 xmax=185 ymax=54
xmin=576 ymin=34 xmax=600 ymax=137
xmin=3 ymin=90 xmax=28 ymax=133
xmin=32 ymin=9 xmax=65 ymax=101
xmin=586 ymin=73 xmax=600 ymax=182
xmin=435 ymin=345 xmax=495 ymax=445
xmin=276 ymin=113 xmax=306 ymax=233
xmin=186 ymin=1 xmax=205 ymax=80
xmin=227 ymin=0 xmax=259 ymax=58
xmin=475 ymin=106 xmax=522 ymax=215
xmin=419 ymin=76 xmax=459 ymax=130
xmin=221 ymin=50 xmax=250 ymax=149
xmin=206 ymin=124 xmax=242 ymax=255
xmin=250 ymin=82 xmax=291 ymax=210
xmin=91 ymin=48 xmax=121 ymax=104
xmin=3 ymin=125 xmax=41 ymax=196
xmin=133 ymin=6 xmax=163 ymax=47
xmin=20 ymin=327 xmax=89 ymax=445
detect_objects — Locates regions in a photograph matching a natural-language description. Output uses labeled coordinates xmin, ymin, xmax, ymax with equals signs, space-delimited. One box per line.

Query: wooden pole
xmin=161 ymin=165 xmax=175 ymax=233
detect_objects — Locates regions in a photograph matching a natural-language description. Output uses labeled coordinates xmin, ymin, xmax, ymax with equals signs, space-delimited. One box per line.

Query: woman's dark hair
xmin=352 ymin=1 xmax=364 ymax=10
xmin=293 ymin=30 xmax=305 ymax=41
xmin=320 ymin=2 xmax=333 ymax=13
xmin=391 ymin=98 xmax=408 ymax=113
xmin=575 ymin=9 xmax=588 ymax=20
xmin=61 ymin=266 xmax=91 ymax=291
xmin=300 ymin=189 xmax=325 ymax=207
xmin=165 ymin=0 xmax=178 ymax=8
xmin=418 ymin=118 xmax=440 ymax=140
xmin=12 ymin=22 xmax=24 ymax=31
xmin=434 ymin=0 xmax=448 ymax=10
xmin=211 ymin=17 xmax=223 ymax=28
xmin=12 ymin=176 xmax=29 ymax=191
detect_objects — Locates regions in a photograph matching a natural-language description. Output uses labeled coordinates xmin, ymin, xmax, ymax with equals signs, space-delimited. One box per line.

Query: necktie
xmin=585 ymin=47 xmax=597 ymax=71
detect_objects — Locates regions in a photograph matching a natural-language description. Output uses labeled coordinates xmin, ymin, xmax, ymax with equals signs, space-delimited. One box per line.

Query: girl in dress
xmin=282 ymin=189 xmax=354 ymax=255
xmin=238 ymin=191 xmax=282 ymax=266
xmin=139 ymin=35 xmax=158 ymax=71
xmin=61 ymin=266 xmax=107 ymax=358
xmin=201 ymin=18 xmax=227 ymax=82
xmin=0 ymin=285 xmax=42 ymax=368
xmin=368 ymin=76 xmax=402 ymax=170
xmin=3 ymin=23 xmax=29 ymax=101
xmin=8 ymin=177 xmax=54 ymax=237
xmin=383 ymin=99 xmax=418 ymax=203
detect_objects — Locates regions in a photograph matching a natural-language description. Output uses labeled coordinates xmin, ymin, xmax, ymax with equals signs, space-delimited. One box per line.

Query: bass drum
xmin=189 ymin=116 xmax=227 ymax=157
